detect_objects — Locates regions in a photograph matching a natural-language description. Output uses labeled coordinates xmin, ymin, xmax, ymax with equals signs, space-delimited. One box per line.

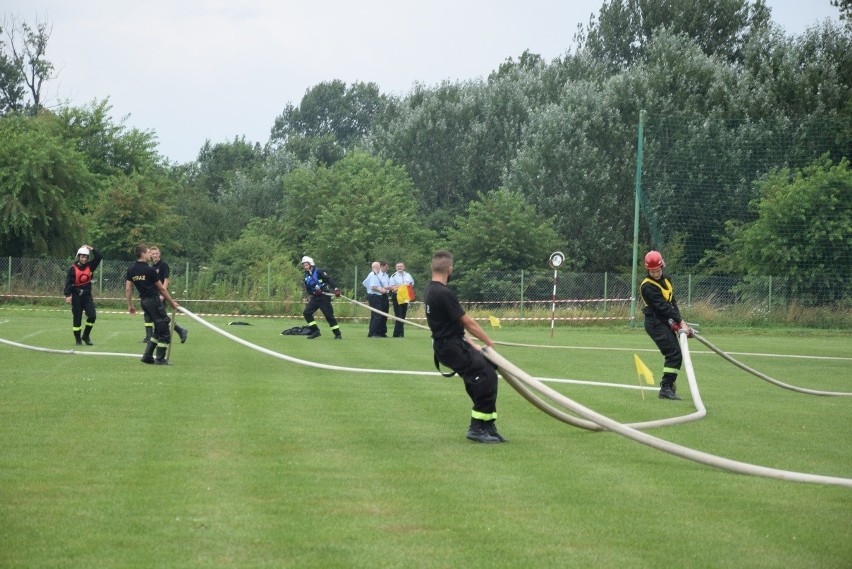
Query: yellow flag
xmin=396 ymin=285 xmax=410 ymax=304
xmin=633 ymin=354 xmax=656 ymax=385
xmin=488 ymin=315 xmax=502 ymax=329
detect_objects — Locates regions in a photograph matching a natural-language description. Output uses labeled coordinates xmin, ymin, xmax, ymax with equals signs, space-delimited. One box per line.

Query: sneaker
xmin=178 ymin=328 xmax=188 ymax=344
xmin=658 ymin=386 xmax=682 ymax=400
xmin=306 ymin=329 xmax=321 ymax=339
xmin=466 ymin=426 xmax=500 ymax=444
xmin=485 ymin=422 xmax=509 ymax=443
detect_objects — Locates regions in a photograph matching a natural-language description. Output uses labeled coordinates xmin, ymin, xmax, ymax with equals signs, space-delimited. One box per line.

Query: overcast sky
xmin=2 ymin=0 xmax=843 ymax=164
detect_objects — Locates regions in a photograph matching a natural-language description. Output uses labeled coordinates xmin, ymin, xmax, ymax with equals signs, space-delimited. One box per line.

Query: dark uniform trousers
xmin=71 ymin=292 xmax=96 ymax=333
xmin=391 ymin=296 xmax=408 ymax=337
xmin=644 ymin=316 xmax=682 ymax=385
xmin=367 ymin=294 xmax=388 ymax=337
xmin=304 ymin=294 xmax=339 ymax=329
xmin=142 ymin=296 xmax=172 ymax=344
xmin=434 ymin=336 xmax=498 ymax=415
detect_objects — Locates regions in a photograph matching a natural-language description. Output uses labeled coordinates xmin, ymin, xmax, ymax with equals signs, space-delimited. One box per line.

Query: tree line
xmin=1 ymin=1 xmax=849 ymax=304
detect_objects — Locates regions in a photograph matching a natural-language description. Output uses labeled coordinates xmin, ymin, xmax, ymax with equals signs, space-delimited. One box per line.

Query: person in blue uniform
xmin=301 ymin=256 xmax=342 ymax=340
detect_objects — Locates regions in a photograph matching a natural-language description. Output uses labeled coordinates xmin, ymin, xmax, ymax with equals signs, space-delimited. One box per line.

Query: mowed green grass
xmin=0 ymin=307 xmax=850 ymax=568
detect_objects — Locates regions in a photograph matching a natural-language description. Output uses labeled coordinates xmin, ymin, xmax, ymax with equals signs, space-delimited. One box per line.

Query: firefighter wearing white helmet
xmin=63 ymin=244 xmax=103 ymax=346
xmin=300 ymin=256 xmax=342 ymax=340
xmin=639 ymin=250 xmax=692 ymax=400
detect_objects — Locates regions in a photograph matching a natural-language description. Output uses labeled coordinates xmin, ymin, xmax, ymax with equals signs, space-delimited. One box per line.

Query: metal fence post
xmin=688 ymin=273 xmax=692 ymax=307
xmin=604 ymin=271 xmax=608 ymax=311
xmin=768 ymin=275 xmax=772 ymax=314
xmin=520 ymin=269 xmax=525 ymax=317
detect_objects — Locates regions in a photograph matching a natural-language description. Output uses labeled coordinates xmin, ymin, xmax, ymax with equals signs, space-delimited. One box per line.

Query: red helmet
xmin=644 ymin=250 xmax=665 ymax=270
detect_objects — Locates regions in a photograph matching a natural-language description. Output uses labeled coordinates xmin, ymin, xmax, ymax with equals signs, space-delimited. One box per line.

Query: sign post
xmin=548 ymin=251 xmax=565 ymax=338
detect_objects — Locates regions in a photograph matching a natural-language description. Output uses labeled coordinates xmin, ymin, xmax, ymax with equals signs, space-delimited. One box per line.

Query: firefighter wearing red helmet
xmin=639 ymin=250 xmax=692 ymax=400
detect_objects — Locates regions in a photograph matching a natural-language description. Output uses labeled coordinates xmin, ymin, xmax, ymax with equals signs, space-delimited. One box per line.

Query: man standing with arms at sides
xmin=301 ymin=256 xmax=342 ymax=340
xmin=424 ymin=250 xmax=507 ymax=443
xmin=64 ymin=244 xmax=102 ymax=346
xmin=126 ymin=244 xmax=181 ymax=365
xmin=363 ymin=261 xmax=388 ymax=338
xmin=388 ymin=261 xmax=415 ymax=338
xmin=639 ymin=250 xmax=692 ymax=400
xmin=140 ymin=246 xmax=188 ymax=345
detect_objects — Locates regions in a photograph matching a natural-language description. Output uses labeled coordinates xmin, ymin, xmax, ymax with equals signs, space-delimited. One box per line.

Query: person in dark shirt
xmin=125 ymin=243 xmax=180 ymax=365
xmin=63 ymin=245 xmax=103 ymax=346
xmin=424 ymin=250 xmax=507 ymax=443
xmin=639 ymin=250 xmax=693 ymax=400
xmin=139 ymin=246 xmax=188 ymax=344
xmin=300 ymin=256 xmax=342 ymax=340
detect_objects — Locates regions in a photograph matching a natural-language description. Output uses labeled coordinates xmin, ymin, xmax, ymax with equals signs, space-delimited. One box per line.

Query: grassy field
xmin=1 ymin=306 xmax=850 ymax=568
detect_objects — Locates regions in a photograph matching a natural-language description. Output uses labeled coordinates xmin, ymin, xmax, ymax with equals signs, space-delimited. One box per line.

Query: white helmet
xmin=76 ymin=246 xmax=91 ymax=257
xmin=301 ymin=256 xmax=314 ymax=266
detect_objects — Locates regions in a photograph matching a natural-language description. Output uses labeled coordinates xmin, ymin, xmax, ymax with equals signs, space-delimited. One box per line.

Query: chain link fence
xmin=3 ymin=257 xmax=846 ymax=327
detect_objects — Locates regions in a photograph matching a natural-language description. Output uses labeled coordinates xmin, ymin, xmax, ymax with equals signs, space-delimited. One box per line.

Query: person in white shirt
xmin=362 ymin=261 xmax=389 ymax=337
xmin=388 ymin=261 xmax=415 ymax=338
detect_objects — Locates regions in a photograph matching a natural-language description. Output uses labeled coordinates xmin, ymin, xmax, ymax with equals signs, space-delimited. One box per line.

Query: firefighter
xmin=639 ymin=250 xmax=693 ymax=400
xmin=424 ymin=249 xmax=507 ymax=443
xmin=140 ymin=246 xmax=188 ymax=344
xmin=125 ymin=243 xmax=180 ymax=365
xmin=63 ymin=245 xmax=103 ymax=346
xmin=301 ymin=256 xmax=342 ymax=340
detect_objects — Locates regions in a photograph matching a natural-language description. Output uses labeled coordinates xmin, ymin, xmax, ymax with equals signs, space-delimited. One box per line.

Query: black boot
xmin=306 ymin=326 xmax=321 ymax=339
xmin=81 ymin=324 xmax=93 ymax=346
xmin=659 ymin=382 xmax=682 ymax=400
xmin=176 ymin=325 xmax=188 ymax=344
xmin=74 ymin=330 xmax=82 ymax=346
xmin=466 ymin=419 xmax=500 ymax=443
xmin=155 ymin=346 xmax=169 ymax=365
xmin=141 ymin=341 xmax=156 ymax=364
xmin=334 ymin=330 xmax=342 ymax=340
xmin=485 ymin=420 xmax=509 ymax=442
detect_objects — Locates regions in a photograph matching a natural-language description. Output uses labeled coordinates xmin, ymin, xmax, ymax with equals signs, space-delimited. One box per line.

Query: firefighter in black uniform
xmin=639 ymin=250 xmax=693 ymax=400
xmin=301 ymin=256 xmax=342 ymax=340
xmin=140 ymin=246 xmax=189 ymax=344
xmin=424 ymin=250 xmax=507 ymax=443
xmin=125 ymin=244 xmax=180 ymax=364
xmin=64 ymin=245 xmax=103 ymax=346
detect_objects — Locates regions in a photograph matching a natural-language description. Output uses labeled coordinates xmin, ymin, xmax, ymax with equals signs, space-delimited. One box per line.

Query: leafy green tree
xmin=831 ymin=0 xmax=852 ymax=27
xmin=167 ymin=182 xmax=232 ymax=262
xmin=278 ymin=151 xmax=435 ymax=272
xmin=270 ymin=80 xmax=387 ymax=165
xmin=442 ymin=189 xmax=559 ymax=300
xmin=576 ymin=0 xmax=771 ymax=72
xmin=207 ymin=219 xmax=303 ymax=300
xmin=0 ymin=16 xmax=55 ymax=114
xmin=719 ymin=157 xmax=851 ymax=304
xmin=190 ymin=136 xmax=265 ymax=201
xmin=370 ymin=81 xmax=503 ymax=231
xmin=0 ymin=112 xmax=97 ymax=256
xmin=86 ymin=172 xmax=181 ymax=260
xmin=56 ymin=99 xmax=160 ymax=176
